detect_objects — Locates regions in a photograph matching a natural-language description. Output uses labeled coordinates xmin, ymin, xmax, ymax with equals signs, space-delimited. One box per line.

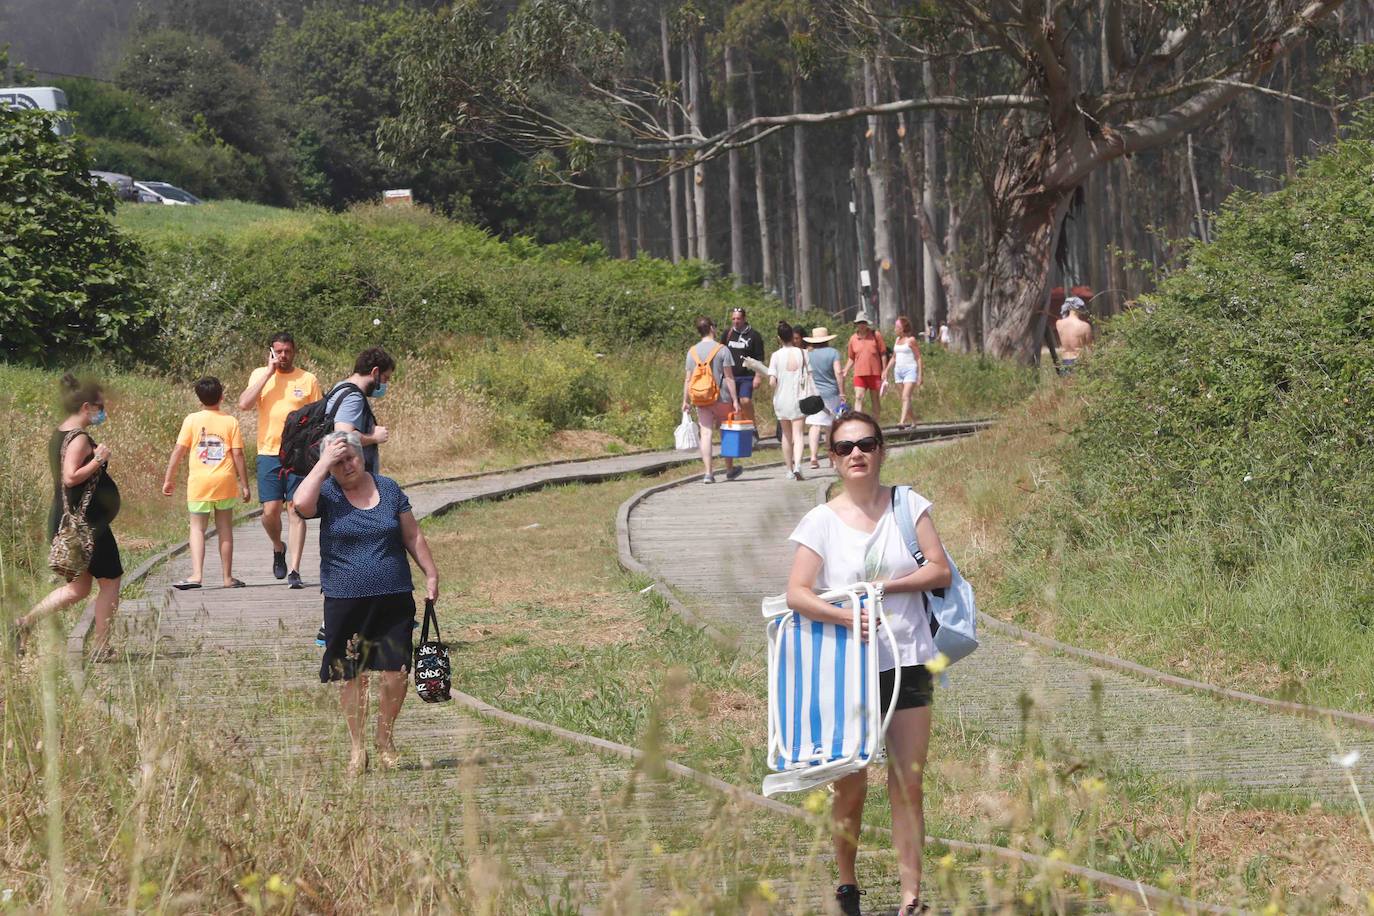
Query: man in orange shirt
xmin=843 ymin=316 xmax=889 ymax=422
xmin=162 ymin=377 xmax=251 ymax=589
xmin=238 ymin=332 xmax=322 ymax=588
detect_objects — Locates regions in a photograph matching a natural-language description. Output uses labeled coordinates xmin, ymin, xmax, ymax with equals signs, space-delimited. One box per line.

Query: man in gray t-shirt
xmin=682 ymin=317 xmax=741 ymax=484
xmin=330 ymin=346 xmax=396 ymax=474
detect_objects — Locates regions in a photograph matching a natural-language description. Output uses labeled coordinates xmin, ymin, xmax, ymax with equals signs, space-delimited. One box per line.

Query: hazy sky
xmin=1 ymin=0 xmax=146 ymax=80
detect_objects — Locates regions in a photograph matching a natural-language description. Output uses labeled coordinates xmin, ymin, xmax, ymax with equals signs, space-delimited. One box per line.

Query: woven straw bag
xmin=48 ymin=431 xmax=98 ymax=582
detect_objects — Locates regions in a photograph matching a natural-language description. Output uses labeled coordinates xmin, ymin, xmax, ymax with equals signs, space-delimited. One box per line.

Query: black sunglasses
xmin=831 ymin=437 xmax=880 ymax=456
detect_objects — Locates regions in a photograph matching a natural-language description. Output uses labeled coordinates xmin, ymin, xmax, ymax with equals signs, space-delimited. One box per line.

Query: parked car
xmin=90 ymin=171 xmax=138 ymax=202
xmin=134 ymin=181 xmax=202 ymax=205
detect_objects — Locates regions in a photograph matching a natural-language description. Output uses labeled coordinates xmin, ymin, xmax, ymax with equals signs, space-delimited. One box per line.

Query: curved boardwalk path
xmin=625 ymin=456 xmax=1374 ymax=803
xmin=80 ymin=430 xmax=1056 ymax=911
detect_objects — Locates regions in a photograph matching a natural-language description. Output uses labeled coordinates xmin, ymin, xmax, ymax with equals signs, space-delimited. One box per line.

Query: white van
xmin=0 ymin=86 xmax=73 ymax=135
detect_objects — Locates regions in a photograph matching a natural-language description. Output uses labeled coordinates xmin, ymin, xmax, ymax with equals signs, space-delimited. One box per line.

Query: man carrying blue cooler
xmin=724 ymin=307 xmax=765 ymax=428
xmin=683 ymin=316 xmax=742 ymax=484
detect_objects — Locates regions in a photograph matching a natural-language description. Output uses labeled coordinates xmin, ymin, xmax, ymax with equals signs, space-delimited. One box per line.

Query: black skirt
xmin=319 ymin=591 xmax=416 ymax=682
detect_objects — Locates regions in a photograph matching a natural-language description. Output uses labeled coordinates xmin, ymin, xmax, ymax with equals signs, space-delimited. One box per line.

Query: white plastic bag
xmin=674 ymin=410 xmax=699 ymax=451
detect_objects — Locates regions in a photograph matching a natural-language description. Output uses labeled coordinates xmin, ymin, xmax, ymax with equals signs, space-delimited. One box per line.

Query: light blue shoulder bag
xmin=892 ymin=485 xmax=980 ymax=672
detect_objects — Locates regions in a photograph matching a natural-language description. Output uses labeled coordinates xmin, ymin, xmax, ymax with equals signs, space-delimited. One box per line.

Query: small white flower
xmin=373 ymin=318 xmax=382 ymax=326
xmin=1243 ymin=475 xmax=1253 ymax=483
xmin=421 ymin=298 xmax=428 ymax=305
xmin=1331 ymin=750 xmax=1361 ymax=769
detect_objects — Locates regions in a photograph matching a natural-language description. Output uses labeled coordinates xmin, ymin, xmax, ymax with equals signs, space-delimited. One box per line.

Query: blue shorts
xmin=256 ymin=455 xmax=302 ymax=504
xmin=736 ymin=375 xmax=755 ymax=399
xmin=894 ymin=365 xmax=919 ymax=384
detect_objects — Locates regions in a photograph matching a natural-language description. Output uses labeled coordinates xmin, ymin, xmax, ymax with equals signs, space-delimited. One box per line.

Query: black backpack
xmin=277 ymin=382 xmax=368 ymax=477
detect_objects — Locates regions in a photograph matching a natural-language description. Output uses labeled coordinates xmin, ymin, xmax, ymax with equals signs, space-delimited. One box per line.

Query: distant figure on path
xmin=294 ymin=431 xmax=439 ymax=777
xmin=13 ymin=376 xmax=123 ymax=656
xmin=682 ymin=316 xmax=741 ymax=484
xmin=1056 ymin=296 xmax=1094 ymax=373
xmin=890 ymin=316 xmax=924 ymax=429
xmin=161 ymin=377 xmax=250 ymax=590
xmin=843 ymin=317 xmax=887 ymax=421
xmin=330 ymin=347 xmax=395 ymax=474
xmin=785 ymin=410 xmax=952 ymax=916
xmin=802 ymin=327 xmax=843 ymax=470
xmin=724 ymin=307 xmax=765 ymax=425
xmin=238 ymin=332 xmax=321 ymax=588
xmin=766 ymin=321 xmax=806 ymax=480
xmin=938 ymin=322 xmax=951 ymax=347
xmin=924 ymin=319 xmax=936 ymax=343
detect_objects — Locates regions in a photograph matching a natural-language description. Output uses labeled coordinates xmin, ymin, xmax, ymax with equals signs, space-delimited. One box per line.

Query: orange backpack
xmin=688 ymin=343 xmax=725 ymax=406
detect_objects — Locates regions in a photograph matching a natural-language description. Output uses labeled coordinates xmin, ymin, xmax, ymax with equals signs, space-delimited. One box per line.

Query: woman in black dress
xmin=14 ymin=375 xmax=123 ymax=655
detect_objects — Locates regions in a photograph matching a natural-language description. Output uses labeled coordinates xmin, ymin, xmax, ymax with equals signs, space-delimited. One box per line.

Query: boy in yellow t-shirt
xmin=161 ymin=377 xmax=250 ymax=589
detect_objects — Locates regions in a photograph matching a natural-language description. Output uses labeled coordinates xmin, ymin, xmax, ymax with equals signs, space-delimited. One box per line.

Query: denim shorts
xmin=256 ymin=455 xmax=302 ymax=504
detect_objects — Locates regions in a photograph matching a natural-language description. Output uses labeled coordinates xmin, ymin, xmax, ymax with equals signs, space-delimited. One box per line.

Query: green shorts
xmin=188 ymin=497 xmax=238 ymax=515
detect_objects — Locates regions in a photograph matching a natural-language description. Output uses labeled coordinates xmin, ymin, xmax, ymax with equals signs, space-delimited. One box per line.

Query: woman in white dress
xmin=890 ymin=316 xmax=924 ymax=428
xmin=767 ymin=322 xmax=807 ymax=480
xmin=786 ymin=410 xmax=952 ymax=916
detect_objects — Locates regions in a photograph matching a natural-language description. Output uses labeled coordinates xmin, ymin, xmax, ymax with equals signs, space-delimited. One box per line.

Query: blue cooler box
xmin=720 ymin=419 xmax=755 ymax=458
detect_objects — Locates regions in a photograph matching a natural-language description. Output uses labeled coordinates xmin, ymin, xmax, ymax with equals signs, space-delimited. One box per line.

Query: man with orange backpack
xmin=682 ymin=316 xmax=742 ymax=484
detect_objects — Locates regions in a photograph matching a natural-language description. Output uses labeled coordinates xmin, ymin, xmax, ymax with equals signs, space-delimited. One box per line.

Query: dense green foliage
xmin=1072 ymin=139 xmax=1374 ymax=536
xmin=40 ymin=3 xmax=601 ymax=238
xmin=0 ymin=110 xmax=147 ymax=363
xmin=122 ymin=202 xmax=825 ymax=374
xmin=56 ymin=78 xmax=270 ymax=201
xmin=1003 ymin=138 xmax=1374 ymax=707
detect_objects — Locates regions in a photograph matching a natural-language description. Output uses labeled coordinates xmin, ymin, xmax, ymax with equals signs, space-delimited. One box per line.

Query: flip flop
xmin=172 ymin=580 xmax=202 ymax=590
xmin=225 ymin=579 xmax=247 ymax=589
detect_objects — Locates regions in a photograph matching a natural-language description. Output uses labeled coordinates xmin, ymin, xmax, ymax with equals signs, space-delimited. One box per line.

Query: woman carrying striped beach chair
xmin=784 ymin=410 xmax=952 ymax=916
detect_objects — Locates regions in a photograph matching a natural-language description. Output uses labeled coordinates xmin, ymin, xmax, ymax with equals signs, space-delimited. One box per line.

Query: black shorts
xmin=88 ymin=526 xmax=123 ymax=580
xmin=319 ymin=591 xmax=416 ymax=683
xmin=879 ymin=664 xmax=934 ymax=711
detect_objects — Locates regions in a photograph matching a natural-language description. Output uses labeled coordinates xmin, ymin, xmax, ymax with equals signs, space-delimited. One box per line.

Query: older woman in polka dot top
xmin=294 ymin=430 xmax=440 ymax=777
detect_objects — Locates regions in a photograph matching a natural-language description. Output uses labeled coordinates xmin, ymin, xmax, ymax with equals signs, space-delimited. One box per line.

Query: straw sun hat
xmin=802 ymin=326 xmax=838 ymax=343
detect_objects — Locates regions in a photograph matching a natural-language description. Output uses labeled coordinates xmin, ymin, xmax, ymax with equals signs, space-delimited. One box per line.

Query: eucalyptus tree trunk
xmin=660 ymin=10 xmax=682 ymax=263
xmin=724 ymin=46 xmax=746 ymax=284
xmin=681 ymin=39 xmax=696 ymax=259
xmin=791 ymin=72 xmax=813 ymax=312
xmin=920 ymin=61 xmax=939 ymax=327
xmin=748 ymin=62 xmax=775 ymax=292
xmin=615 ymin=155 xmax=631 ymax=259
xmin=863 ymin=56 xmax=898 ymax=328
xmin=633 ymin=160 xmax=647 ymax=254
xmin=687 ymin=32 xmax=709 ymax=264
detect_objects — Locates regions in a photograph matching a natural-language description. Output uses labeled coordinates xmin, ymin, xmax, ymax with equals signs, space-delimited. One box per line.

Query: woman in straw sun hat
xmin=802 ymin=326 xmax=843 ymax=469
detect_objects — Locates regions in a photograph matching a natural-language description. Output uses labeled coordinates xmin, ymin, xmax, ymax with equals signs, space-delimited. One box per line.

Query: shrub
xmin=125 ymin=202 xmax=833 ymax=374
xmin=0 ymin=109 xmax=150 ymax=363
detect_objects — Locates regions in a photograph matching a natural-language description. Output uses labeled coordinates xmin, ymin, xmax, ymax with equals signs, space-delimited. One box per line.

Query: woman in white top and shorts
xmin=767 ymin=321 xmax=807 ymax=480
xmin=786 ymin=410 xmax=952 ymax=916
xmin=890 ymin=316 xmax=924 ymax=428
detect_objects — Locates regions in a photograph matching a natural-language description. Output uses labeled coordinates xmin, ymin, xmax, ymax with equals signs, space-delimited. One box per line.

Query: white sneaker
xmin=702 ymin=474 xmax=716 ymax=484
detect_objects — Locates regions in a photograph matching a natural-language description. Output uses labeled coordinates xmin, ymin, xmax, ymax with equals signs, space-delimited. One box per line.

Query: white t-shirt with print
xmin=788 ymin=488 xmax=936 ymax=672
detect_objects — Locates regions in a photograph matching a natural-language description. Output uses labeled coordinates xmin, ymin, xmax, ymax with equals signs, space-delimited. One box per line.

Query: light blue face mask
xmin=371 ymin=381 xmax=387 ymax=399
xmin=91 ymin=409 xmax=107 ymax=426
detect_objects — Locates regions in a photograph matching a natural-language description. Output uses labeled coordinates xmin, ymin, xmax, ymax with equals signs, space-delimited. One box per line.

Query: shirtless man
xmin=1055 ymin=296 xmax=1094 ymax=373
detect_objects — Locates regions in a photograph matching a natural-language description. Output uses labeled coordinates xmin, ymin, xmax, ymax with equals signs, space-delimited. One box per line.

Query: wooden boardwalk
xmin=625 ymin=451 xmax=1374 ymax=803
xmin=82 ymin=439 xmax=1047 ymax=912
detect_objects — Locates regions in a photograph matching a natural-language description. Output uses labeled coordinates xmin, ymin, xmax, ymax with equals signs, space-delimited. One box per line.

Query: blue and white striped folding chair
xmin=761 ymin=582 xmax=901 ymax=797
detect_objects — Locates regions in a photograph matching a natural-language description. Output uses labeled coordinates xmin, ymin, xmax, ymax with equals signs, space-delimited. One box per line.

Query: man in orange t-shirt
xmin=237 ymin=332 xmax=321 ymax=588
xmin=843 ymin=316 xmax=889 ymax=422
xmin=162 ymin=376 xmax=250 ymax=589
